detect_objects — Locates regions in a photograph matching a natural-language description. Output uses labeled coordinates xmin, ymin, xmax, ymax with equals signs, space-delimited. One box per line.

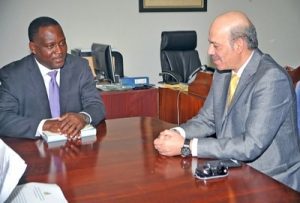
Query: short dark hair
xmin=28 ymin=16 xmax=60 ymax=42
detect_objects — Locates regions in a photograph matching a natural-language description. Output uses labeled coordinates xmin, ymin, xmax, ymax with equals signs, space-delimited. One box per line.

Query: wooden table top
xmin=3 ymin=117 xmax=300 ymax=203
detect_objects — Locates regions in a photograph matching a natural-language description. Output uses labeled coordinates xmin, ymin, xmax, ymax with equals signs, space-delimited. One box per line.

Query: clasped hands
xmin=43 ymin=112 xmax=86 ymax=140
xmin=154 ymin=129 xmax=184 ymax=156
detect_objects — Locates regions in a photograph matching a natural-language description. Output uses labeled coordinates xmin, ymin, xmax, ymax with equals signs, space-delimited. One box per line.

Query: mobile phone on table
xmin=195 ymin=161 xmax=228 ymax=180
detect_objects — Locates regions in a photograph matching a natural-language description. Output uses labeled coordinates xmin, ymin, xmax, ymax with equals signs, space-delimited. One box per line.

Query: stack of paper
xmin=0 ymin=139 xmax=68 ymax=202
xmin=42 ymin=124 xmax=97 ymax=143
xmin=158 ymin=83 xmax=188 ymax=91
xmin=0 ymin=139 xmax=27 ymax=202
xmin=5 ymin=182 xmax=68 ymax=203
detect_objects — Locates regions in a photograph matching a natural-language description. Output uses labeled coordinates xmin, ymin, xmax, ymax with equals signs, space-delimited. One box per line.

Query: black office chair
xmin=112 ymin=51 xmax=124 ymax=78
xmin=160 ymin=30 xmax=212 ymax=84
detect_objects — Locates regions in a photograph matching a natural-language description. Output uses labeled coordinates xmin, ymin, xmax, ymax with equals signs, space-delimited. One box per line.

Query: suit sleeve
xmin=0 ymin=69 xmax=41 ymax=139
xmin=180 ymin=74 xmax=217 ymax=137
xmin=78 ymin=60 xmax=106 ymax=126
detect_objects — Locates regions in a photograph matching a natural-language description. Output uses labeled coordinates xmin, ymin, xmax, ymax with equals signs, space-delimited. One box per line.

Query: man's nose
xmin=54 ymin=44 xmax=63 ymax=54
xmin=207 ymin=44 xmax=214 ymax=55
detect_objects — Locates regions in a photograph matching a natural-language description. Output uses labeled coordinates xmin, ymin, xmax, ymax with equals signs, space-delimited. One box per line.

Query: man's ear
xmin=29 ymin=42 xmax=36 ymax=54
xmin=233 ymin=37 xmax=244 ymax=53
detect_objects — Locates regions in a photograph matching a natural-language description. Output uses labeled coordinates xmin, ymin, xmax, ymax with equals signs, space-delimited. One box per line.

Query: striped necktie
xmin=47 ymin=70 xmax=60 ymax=118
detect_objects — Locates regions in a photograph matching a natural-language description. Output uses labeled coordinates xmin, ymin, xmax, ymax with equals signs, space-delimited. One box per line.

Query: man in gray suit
xmin=0 ymin=17 xmax=105 ymax=140
xmin=154 ymin=11 xmax=300 ymax=191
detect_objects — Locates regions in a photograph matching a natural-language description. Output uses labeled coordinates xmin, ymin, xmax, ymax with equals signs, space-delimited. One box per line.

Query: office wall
xmin=0 ymin=0 xmax=299 ymax=84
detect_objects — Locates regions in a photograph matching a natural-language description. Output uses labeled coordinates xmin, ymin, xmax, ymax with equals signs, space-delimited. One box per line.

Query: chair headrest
xmin=161 ymin=31 xmax=197 ymax=51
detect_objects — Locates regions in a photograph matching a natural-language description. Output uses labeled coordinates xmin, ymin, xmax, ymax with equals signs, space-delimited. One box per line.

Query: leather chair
xmin=112 ymin=51 xmax=124 ymax=78
xmin=286 ymin=66 xmax=300 ymax=87
xmin=160 ymin=30 xmax=206 ymax=84
xmin=71 ymin=49 xmax=97 ymax=77
xmin=72 ymin=47 xmax=124 ymax=82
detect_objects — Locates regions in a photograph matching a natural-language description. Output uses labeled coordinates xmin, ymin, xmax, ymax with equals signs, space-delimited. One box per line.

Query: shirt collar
xmin=34 ymin=58 xmax=61 ymax=76
xmin=233 ymin=51 xmax=254 ymax=77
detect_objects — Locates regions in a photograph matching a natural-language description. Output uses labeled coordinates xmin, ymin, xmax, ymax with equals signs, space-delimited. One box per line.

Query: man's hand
xmin=154 ymin=129 xmax=184 ymax=156
xmin=43 ymin=119 xmax=62 ymax=133
xmin=59 ymin=112 xmax=86 ymax=139
xmin=43 ymin=113 xmax=86 ymax=140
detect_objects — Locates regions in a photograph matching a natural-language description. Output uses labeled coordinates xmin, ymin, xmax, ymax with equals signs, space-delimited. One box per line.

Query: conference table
xmin=2 ymin=117 xmax=300 ymax=202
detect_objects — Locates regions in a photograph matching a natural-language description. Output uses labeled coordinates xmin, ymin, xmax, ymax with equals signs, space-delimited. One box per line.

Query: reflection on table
xmin=2 ymin=117 xmax=300 ymax=202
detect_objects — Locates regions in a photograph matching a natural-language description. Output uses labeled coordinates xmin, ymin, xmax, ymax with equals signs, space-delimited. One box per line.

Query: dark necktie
xmin=47 ymin=71 xmax=60 ymax=118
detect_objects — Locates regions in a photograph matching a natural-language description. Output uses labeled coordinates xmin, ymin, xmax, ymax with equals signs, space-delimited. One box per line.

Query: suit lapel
xmin=59 ymin=55 xmax=73 ymax=114
xmin=28 ymin=55 xmax=52 ymax=117
xmin=212 ymin=70 xmax=231 ymax=131
xmin=222 ymin=49 xmax=263 ymax=124
xmin=219 ymin=73 xmax=231 ymax=124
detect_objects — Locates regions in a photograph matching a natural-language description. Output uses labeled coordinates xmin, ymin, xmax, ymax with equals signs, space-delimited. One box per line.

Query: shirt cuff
xmin=190 ymin=138 xmax=198 ymax=157
xmin=172 ymin=127 xmax=186 ymax=137
xmin=171 ymin=127 xmax=198 ymax=157
xmin=80 ymin=111 xmax=92 ymax=124
xmin=37 ymin=119 xmax=47 ymax=137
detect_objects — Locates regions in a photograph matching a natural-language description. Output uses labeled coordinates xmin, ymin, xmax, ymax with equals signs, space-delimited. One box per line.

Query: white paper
xmin=0 ymin=139 xmax=27 ymax=203
xmin=5 ymin=182 xmax=68 ymax=203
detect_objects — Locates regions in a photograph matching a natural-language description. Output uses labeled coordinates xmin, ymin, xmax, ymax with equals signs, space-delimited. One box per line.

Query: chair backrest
xmin=112 ymin=51 xmax=124 ymax=78
xmin=71 ymin=48 xmax=124 ymax=82
xmin=286 ymin=66 xmax=300 ymax=87
xmin=160 ymin=30 xmax=202 ymax=83
xmin=71 ymin=49 xmax=96 ymax=77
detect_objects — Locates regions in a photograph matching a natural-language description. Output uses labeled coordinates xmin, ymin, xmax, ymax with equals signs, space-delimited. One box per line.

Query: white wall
xmin=1 ymin=0 xmax=300 ymax=84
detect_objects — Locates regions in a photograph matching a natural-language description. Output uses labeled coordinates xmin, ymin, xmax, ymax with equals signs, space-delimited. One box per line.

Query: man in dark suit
xmin=0 ymin=17 xmax=105 ymax=139
xmin=154 ymin=11 xmax=300 ymax=191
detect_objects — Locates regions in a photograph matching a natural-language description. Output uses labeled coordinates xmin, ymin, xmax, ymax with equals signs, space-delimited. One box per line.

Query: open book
xmin=42 ymin=124 xmax=97 ymax=143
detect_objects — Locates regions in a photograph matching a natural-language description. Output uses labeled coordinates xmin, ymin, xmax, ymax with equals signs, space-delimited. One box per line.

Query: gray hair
xmin=230 ymin=23 xmax=258 ymax=49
